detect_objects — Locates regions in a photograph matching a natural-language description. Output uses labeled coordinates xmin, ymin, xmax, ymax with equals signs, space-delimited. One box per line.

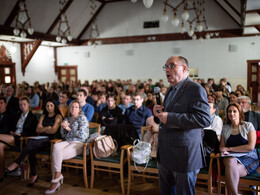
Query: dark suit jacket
xmin=6 ymin=96 xmax=20 ymax=114
xmin=11 ymin=111 xmax=38 ymax=137
xmin=248 ymin=111 xmax=260 ymax=131
xmin=157 ymin=77 xmax=211 ymax=172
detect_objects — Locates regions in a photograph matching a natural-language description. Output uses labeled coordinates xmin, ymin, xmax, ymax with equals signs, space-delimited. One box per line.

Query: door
xmin=0 ymin=64 xmax=16 ymax=85
xmin=57 ymin=66 xmax=78 ymax=83
xmin=247 ymin=60 xmax=260 ymax=104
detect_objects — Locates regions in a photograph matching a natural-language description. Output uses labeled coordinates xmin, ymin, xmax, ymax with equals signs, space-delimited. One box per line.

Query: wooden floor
xmin=0 ymin=165 xmax=251 ymax=195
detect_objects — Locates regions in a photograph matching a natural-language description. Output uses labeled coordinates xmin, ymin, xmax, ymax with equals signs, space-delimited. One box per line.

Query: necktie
xmin=165 ymin=86 xmax=176 ymax=108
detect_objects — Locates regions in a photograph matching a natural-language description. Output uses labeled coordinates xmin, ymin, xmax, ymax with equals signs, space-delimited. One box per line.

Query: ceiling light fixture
xmin=161 ymin=0 xmax=215 ymax=40
xmin=87 ymin=0 xmax=101 ymax=46
xmin=56 ymin=0 xmax=73 ymax=44
xmin=13 ymin=0 xmax=34 ymax=38
xmin=130 ymin=0 xmax=154 ymax=8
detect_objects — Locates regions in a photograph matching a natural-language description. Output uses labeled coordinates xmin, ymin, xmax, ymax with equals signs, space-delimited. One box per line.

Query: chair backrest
xmin=89 ymin=122 xmax=101 ymax=135
xmin=141 ymin=126 xmax=152 ymax=141
xmin=92 ymin=112 xmax=99 ymax=123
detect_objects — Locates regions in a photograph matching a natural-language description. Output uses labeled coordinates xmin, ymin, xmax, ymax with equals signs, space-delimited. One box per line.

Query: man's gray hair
xmin=237 ymin=96 xmax=251 ymax=104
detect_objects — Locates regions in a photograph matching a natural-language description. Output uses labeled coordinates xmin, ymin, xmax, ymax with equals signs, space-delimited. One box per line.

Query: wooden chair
xmin=89 ymin=139 xmax=128 ymax=194
xmin=196 ymin=153 xmax=219 ymax=195
xmin=50 ymin=122 xmax=101 ymax=188
xmin=126 ymin=126 xmax=158 ymax=195
xmin=216 ymin=149 xmax=260 ymax=195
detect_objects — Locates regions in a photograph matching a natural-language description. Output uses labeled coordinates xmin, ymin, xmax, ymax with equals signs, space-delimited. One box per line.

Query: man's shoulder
xmin=84 ymin=102 xmax=94 ymax=109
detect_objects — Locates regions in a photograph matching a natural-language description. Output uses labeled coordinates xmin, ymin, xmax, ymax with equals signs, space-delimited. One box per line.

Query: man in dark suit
xmin=6 ymin=86 xmax=20 ymax=114
xmin=154 ymin=56 xmax=211 ymax=195
xmin=237 ymin=96 xmax=260 ymax=130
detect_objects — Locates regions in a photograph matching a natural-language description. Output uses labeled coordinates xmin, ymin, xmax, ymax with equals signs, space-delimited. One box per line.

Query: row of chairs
xmin=6 ymin=124 xmax=260 ymax=194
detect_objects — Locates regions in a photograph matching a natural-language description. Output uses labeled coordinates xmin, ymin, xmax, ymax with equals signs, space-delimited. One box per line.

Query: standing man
xmin=77 ymin=89 xmax=94 ymax=122
xmin=153 ymin=56 xmax=211 ymax=195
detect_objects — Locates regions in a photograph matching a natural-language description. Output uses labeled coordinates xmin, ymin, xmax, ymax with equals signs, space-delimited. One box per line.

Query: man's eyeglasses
xmin=162 ymin=63 xmax=181 ymax=71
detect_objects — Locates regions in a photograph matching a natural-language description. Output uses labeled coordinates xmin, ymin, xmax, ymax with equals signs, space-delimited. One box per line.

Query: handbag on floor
xmin=130 ymin=139 xmax=151 ymax=172
xmin=93 ymin=135 xmax=118 ymax=159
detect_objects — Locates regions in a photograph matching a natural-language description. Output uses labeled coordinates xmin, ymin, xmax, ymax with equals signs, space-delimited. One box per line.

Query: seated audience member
xmin=204 ymin=102 xmax=223 ymax=140
xmin=15 ymin=85 xmax=26 ymax=99
xmin=45 ymin=100 xmax=89 ymax=194
xmin=27 ymin=86 xmax=40 ymax=109
xmin=208 ymin=94 xmax=216 ymax=104
xmin=220 ymin=103 xmax=258 ymax=195
xmin=236 ymin=84 xmax=245 ymax=93
xmin=0 ymin=96 xmax=37 ymax=181
xmin=77 ymin=89 xmax=94 ymax=122
xmin=5 ymin=99 xmax=62 ymax=187
xmin=80 ymin=85 xmax=95 ymax=106
xmin=215 ymin=85 xmax=229 ymax=112
xmin=207 ymin=78 xmax=218 ymax=91
xmin=220 ymin=78 xmax=231 ymax=94
xmin=137 ymin=84 xmax=147 ymax=100
xmin=37 ymin=85 xmax=47 ymax=109
xmin=235 ymin=89 xmax=244 ymax=97
xmin=58 ymin=91 xmax=69 ymax=118
xmin=237 ymin=96 xmax=260 ymax=131
xmin=6 ymin=86 xmax=20 ymax=114
xmin=67 ymin=86 xmax=77 ymax=100
xmin=94 ymin=92 xmax=107 ymax=113
xmin=118 ymin=93 xmax=133 ymax=115
xmin=0 ymin=97 xmax=15 ymax=134
xmin=123 ymin=92 xmax=153 ymax=139
xmin=145 ymin=91 xmax=153 ymax=107
xmin=46 ymin=87 xmax=59 ymax=102
xmin=99 ymin=94 xmax=123 ymax=126
xmin=229 ymin=91 xmax=239 ymax=104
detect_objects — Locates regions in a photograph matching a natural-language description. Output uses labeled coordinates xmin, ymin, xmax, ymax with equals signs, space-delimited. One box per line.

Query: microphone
xmin=154 ymin=86 xmax=161 ymax=105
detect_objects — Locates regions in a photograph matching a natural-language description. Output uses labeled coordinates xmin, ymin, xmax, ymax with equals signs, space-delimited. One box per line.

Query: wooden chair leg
xmin=83 ymin=162 xmax=88 ymax=188
xmin=127 ymin=170 xmax=132 ymax=195
xmin=120 ymin=165 xmax=124 ymax=194
xmin=90 ymin=165 xmax=94 ymax=188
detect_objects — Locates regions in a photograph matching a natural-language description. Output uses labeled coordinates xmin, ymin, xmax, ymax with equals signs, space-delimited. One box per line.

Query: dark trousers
xmin=158 ymin=163 xmax=200 ymax=195
xmin=15 ymin=138 xmax=50 ymax=176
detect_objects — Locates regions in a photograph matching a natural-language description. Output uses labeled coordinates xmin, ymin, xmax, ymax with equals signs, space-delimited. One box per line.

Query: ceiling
xmin=0 ymin=0 xmax=259 ymax=46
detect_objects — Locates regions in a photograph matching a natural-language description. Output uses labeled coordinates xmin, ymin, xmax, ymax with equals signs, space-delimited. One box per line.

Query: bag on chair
xmin=130 ymin=139 xmax=151 ymax=172
xmin=93 ymin=135 xmax=118 ymax=159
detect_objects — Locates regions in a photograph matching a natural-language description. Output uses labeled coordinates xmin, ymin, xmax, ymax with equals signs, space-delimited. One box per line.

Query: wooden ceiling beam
xmin=4 ymin=0 xmax=20 ymax=26
xmin=76 ymin=2 xmax=106 ymax=40
xmin=214 ymin=0 xmax=242 ymax=27
xmin=79 ymin=29 xmax=244 ymax=45
xmin=255 ymin=25 xmax=260 ymax=32
xmin=246 ymin=9 xmax=260 ymax=14
xmin=46 ymin=0 xmax=74 ymax=34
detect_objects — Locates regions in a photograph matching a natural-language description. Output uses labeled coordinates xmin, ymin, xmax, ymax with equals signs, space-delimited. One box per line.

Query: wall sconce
xmin=13 ymin=0 xmax=34 ymax=38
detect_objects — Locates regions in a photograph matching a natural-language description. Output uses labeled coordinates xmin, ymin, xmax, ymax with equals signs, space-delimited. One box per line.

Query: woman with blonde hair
xmin=45 ymin=100 xmax=89 ymax=194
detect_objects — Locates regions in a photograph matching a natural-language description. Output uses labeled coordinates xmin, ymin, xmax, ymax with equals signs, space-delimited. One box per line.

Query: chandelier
xmin=87 ymin=0 xmax=101 ymax=46
xmin=130 ymin=0 xmax=154 ymax=8
xmin=56 ymin=0 xmax=73 ymax=44
xmin=161 ymin=0 xmax=213 ymax=40
xmin=13 ymin=0 xmax=34 ymax=38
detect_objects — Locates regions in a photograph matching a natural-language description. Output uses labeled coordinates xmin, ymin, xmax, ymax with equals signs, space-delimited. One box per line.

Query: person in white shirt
xmin=205 ymin=102 xmax=223 ymax=140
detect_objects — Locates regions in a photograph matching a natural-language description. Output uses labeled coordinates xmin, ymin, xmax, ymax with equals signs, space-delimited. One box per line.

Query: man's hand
xmin=153 ymin=105 xmax=164 ymax=117
xmin=156 ymin=112 xmax=168 ymax=124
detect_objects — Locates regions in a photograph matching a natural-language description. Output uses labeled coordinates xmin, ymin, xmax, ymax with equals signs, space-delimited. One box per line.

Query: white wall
xmin=0 ymin=42 xmax=57 ymax=85
xmin=56 ymin=36 xmax=260 ymax=90
xmin=1 ymin=35 xmax=260 ymax=91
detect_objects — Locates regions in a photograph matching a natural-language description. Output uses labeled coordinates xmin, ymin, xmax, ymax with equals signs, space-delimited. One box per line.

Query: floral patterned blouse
xmin=61 ymin=114 xmax=89 ymax=142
